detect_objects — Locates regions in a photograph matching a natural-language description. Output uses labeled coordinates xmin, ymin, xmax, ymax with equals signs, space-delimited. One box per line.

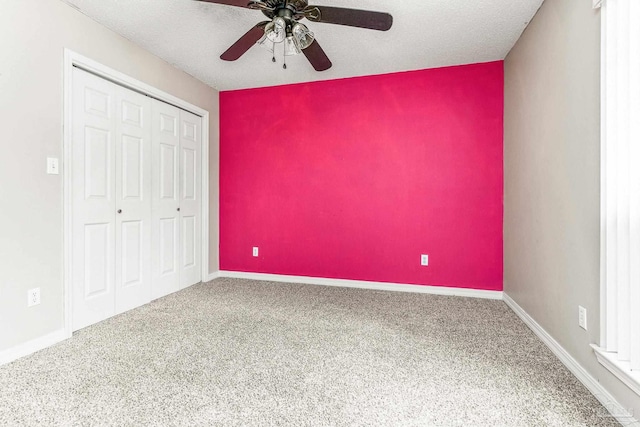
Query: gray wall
xmin=0 ymin=0 xmax=219 ymax=351
xmin=504 ymin=0 xmax=640 ymax=417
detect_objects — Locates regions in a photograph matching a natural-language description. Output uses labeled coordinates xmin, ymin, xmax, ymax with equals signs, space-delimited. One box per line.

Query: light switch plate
xmin=579 ymin=306 xmax=588 ymax=330
xmin=47 ymin=157 xmax=59 ymax=175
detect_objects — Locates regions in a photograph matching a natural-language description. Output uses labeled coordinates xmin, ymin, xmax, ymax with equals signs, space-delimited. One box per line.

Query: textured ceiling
xmin=61 ymin=0 xmax=543 ymax=91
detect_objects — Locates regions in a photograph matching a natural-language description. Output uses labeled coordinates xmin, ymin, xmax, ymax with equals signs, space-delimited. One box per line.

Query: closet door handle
xmin=177 ymin=208 xmax=180 ymax=212
xmin=117 ymin=209 xmax=122 ymax=214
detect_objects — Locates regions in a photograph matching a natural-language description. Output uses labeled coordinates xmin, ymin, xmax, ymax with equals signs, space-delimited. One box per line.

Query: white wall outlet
xmin=46 ymin=157 xmax=59 ymax=175
xmin=579 ymin=306 xmax=588 ymax=330
xmin=27 ymin=288 xmax=41 ymax=307
xmin=421 ymin=254 xmax=429 ymax=266
xmin=252 ymin=247 xmax=259 ymax=257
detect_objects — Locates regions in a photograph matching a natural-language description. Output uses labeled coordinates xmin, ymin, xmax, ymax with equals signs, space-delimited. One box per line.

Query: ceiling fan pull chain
xmin=272 ymin=41 xmax=276 ymax=63
xmin=283 ymin=39 xmax=287 ymax=69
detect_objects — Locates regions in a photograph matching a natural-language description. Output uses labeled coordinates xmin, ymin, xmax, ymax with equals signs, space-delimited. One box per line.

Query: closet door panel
xmin=160 ymin=217 xmax=178 ymax=273
xmin=151 ymin=100 xmax=181 ymax=299
xmin=179 ymin=110 xmax=202 ymax=289
xmin=114 ymin=86 xmax=152 ymax=314
xmin=72 ymin=68 xmax=117 ymax=330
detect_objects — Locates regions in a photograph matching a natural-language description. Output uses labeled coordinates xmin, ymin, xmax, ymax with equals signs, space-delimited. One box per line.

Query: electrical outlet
xmin=421 ymin=254 xmax=429 ymax=266
xmin=579 ymin=306 xmax=588 ymax=330
xmin=27 ymin=288 xmax=41 ymax=307
xmin=252 ymin=247 xmax=259 ymax=257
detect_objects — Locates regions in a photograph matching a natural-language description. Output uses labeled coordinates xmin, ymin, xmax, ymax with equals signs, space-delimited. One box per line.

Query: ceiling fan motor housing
xmin=260 ymin=0 xmax=308 ymax=20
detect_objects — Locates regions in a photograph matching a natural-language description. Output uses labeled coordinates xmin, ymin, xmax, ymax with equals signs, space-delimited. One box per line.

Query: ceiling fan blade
xmin=194 ymin=0 xmax=252 ymax=8
xmin=220 ymin=22 xmax=268 ymax=61
xmin=304 ymin=6 xmax=393 ymax=31
xmin=302 ymin=39 xmax=332 ymax=71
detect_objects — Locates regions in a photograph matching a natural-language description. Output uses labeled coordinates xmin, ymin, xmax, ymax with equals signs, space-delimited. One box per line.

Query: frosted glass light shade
xmin=284 ymin=36 xmax=301 ymax=56
xmin=265 ymin=17 xmax=286 ymax=43
xmin=292 ymin=23 xmax=314 ymax=50
xmin=257 ymin=34 xmax=274 ymax=52
xmin=257 ymin=34 xmax=301 ymax=56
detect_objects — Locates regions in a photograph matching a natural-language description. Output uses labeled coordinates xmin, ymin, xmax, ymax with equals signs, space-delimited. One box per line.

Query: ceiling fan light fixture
xmin=291 ymin=23 xmax=314 ymax=50
xmin=284 ymin=36 xmax=302 ymax=56
xmin=256 ymin=34 xmax=300 ymax=57
xmin=264 ymin=16 xmax=286 ymax=43
xmin=256 ymin=34 xmax=274 ymax=53
xmin=199 ymin=0 xmax=393 ymax=72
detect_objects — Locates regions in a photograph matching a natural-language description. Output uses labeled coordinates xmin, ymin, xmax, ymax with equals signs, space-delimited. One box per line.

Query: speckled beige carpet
xmin=0 ymin=278 xmax=620 ymax=426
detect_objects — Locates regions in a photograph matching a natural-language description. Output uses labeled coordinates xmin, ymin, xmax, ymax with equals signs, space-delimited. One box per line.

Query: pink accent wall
xmin=220 ymin=61 xmax=504 ymax=291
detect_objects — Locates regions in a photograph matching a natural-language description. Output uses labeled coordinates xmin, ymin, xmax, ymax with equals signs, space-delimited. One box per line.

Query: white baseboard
xmin=0 ymin=329 xmax=69 ymax=366
xmin=216 ymin=270 xmax=503 ymax=300
xmin=205 ymin=271 xmax=221 ymax=282
xmin=503 ymin=293 xmax=638 ymax=427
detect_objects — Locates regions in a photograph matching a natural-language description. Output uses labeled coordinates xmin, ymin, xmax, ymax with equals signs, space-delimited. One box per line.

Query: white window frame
xmin=592 ymin=0 xmax=640 ymax=397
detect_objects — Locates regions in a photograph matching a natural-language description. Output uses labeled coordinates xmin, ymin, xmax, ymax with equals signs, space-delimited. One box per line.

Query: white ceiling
xmin=61 ymin=0 xmax=544 ymax=91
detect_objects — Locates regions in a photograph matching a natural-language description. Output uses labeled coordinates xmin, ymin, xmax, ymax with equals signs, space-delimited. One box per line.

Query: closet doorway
xmin=63 ymin=51 xmax=210 ymax=332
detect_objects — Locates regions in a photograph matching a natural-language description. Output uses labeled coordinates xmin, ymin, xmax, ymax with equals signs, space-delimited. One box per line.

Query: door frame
xmin=62 ymin=49 xmax=210 ymax=336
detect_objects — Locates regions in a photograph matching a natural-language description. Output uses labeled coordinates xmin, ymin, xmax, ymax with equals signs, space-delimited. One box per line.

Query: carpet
xmin=0 ymin=278 xmax=620 ymax=426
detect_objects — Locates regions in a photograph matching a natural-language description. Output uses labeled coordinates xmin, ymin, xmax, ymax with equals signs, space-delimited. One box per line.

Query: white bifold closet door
xmin=151 ymin=102 xmax=202 ymax=299
xmin=72 ymin=67 xmax=152 ymax=330
xmin=72 ymin=67 xmax=201 ymax=331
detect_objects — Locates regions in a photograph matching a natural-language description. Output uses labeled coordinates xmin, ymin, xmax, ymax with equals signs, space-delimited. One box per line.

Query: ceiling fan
xmin=195 ymin=0 xmax=393 ymax=71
